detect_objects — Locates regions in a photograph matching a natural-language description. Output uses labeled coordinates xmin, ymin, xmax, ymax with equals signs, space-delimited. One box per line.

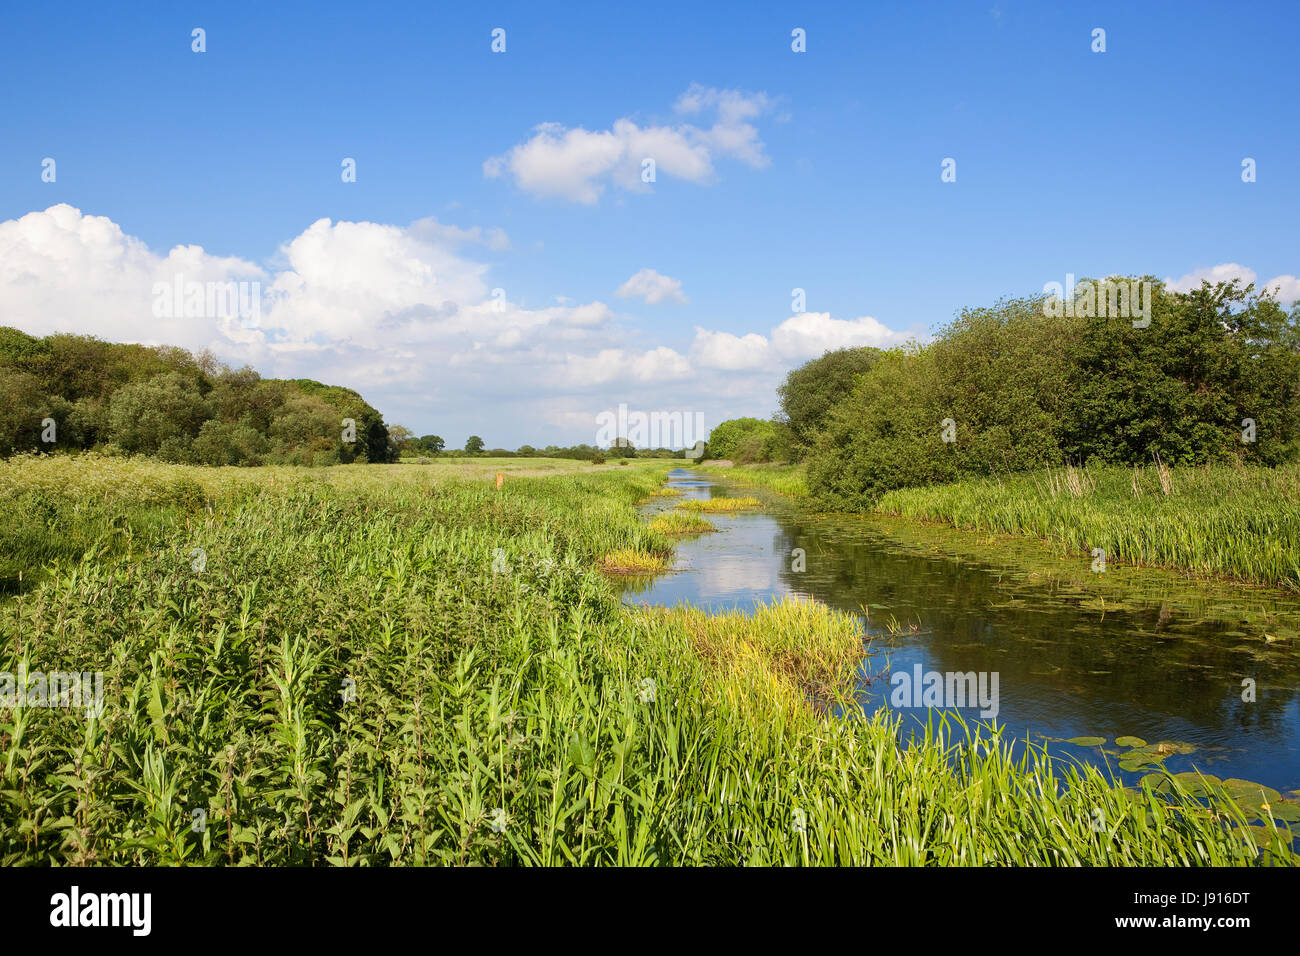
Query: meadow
xmin=0 ymin=454 xmax=1294 ymax=865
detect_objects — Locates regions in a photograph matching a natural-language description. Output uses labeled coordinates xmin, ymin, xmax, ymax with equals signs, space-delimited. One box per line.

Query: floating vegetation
xmin=1139 ymin=771 xmax=1300 ymax=829
xmin=647 ymin=511 xmax=716 ymax=536
xmin=1067 ymin=736 xmax=1106 ymax=747
xmin=1115 ymin=736 xmax=1147 ymax=748
xmin=598 ymin=548 xmax=671 ymax=575
xmin=676 ymin=496 xmax=762 ymax=513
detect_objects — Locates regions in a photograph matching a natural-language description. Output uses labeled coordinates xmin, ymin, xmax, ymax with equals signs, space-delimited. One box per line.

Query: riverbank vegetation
xmin=696 ymin=278 xmax=1300 ymax=587
xmin=696 ymin=461 xmax=809 ymax=498
xmin=876 ymin=462 xmax=1300 ymax=589
xmin=1 ymin=456 xmax=1294 ymax=864
xmin=707 ymin=279 xmax=1299 ymax=505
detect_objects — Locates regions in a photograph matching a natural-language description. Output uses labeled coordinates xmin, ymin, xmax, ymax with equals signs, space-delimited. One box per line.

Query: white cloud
xmin=1259 ymin=274 xmax=1300 ymax=305
xmin=1161 ymin=263 xmax=1298 ymax=303
xmin=0 ymin=205 xmax=919 ymax=448
xmin=615 ymin=268 xmax=687 ymax=305
xmin=1163 ymin=263 xmax=1257 ymax=293
xmin=0 ymin=204 xmax=264 ymax=352
xmin=484 ymin=85 xmax=772 ymax=203
xmin=690 ymin=312 xmax=909 ymax=371
xmin=770 ymin=312 xmax=906 ymax=357
xmin=690 ymin=328 xmax=770 ymax=370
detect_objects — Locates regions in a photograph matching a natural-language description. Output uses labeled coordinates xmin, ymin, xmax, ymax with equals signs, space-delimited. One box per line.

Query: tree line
xmin=707 ymin=279 xmax=1300 ymax=508
xmin=0 ymin=328 xmax=393 ymax=465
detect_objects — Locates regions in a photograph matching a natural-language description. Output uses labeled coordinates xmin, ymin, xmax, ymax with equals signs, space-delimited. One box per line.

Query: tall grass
xmin=876 ymin=462 xmax=1300 ymax=589
xmin=676 ymin=496 xmax=761 ymax=512
xmin=697 ymin=461 xmax=809 ymax=498
xmin=0 ymin=455 xmax=1292 ymax=865
xmin=646 ymin=512 xmax=715 ymax=536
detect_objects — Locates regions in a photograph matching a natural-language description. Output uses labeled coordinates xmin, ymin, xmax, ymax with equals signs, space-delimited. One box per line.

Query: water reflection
xmin=625 ymin=470 xmax=1300 ymax=792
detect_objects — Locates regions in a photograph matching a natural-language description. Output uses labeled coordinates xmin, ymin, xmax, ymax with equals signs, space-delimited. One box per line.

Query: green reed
xmin=0 ymin=456 xmax=1292 ymax=865
xmin=876 ymin=462 xmax=1300 ymax=589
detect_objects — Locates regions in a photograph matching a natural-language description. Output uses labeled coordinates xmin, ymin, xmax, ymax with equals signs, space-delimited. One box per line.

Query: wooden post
xmin=495 ymin=472 xmax=504 ymax=490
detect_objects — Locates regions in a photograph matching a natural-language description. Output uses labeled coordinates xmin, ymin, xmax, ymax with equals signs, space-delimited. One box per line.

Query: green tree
xmin=417 ymin=434 xmax=445 ymax=454
xmin=387 ymin=425 xmax=415 ymax=458
xmin=465 ymin=435 xmax=485 ymax=455
xmin=0 ymin=368 xmax=54 ymax=456
xmin=777 ymin=347 xmax=884 ymax=456
xmin=107 ymin=373 xmax=211 ymax=456
xmin=1061 ymin=280 xmax=1300 ymax=466
xmin=192 ymin=420 xmax=270 ymax=466
xmin=806 ymin=294 xmax=1079 ymax=507
xmin=707 ymin=417 xmax=779 ymax=462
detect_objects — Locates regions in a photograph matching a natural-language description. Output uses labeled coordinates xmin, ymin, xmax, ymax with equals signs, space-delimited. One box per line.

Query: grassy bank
xmin=877 ymin=462 xmax=1300 ymax=590
xmin=701 ymin=459 xmax=1300 ymax=590
xmin=0 ymin=455 xmax=1293 ymax=864
xmin=695 ymin=461 xmax=808 ymax=497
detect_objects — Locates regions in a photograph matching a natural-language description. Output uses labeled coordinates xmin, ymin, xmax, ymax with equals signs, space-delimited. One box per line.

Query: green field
xmin=0 ymin=455 xmax=1294 ymax=865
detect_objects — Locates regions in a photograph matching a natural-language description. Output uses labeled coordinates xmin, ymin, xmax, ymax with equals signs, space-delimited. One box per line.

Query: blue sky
xmin=2 ymin=0 xmax=1296 ymax=448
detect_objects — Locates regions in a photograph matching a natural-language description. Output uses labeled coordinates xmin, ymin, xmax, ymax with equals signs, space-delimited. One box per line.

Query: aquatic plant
xmin=0 ymin=455 xmax=1291 ymax=865
xmin=646 ymin=512 xmax=715 ymax=536
xmin=676 ymin=496 xmax=762 ymax=513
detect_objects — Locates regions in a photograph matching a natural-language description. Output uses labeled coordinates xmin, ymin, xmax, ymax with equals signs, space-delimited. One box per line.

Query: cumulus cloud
xmin=1258 ymin=275 xmax=1300 ymax=305
xmin=0 ymin=204 xmax=264 ymax=352
xmin=0 ymin=205 xmax=741 ymax=444
xmin=484 ymin=85 xmax=772 ymax=203
xmin=0 ymin=205 xmax=920 ymax=448
xmin=1162 ymin=263 xmax=1298 ymax=303
xmin=690 ymin=313 xmax=911 ymax=371
xmin=615 ymin=268 xmax=687 ymax=305
xmin=1162 ymin=263 xmax=1257 ymax=293
xmin=690 ymin=328 xmax=770 ymax=370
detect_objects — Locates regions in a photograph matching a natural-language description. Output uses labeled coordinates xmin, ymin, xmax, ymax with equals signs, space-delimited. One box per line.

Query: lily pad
xmin=1169 ymin=771 xmax=1222 ymax=799
xmin=1067 ymin=736 xmax=1106 ymax=747
xmin=1267 ymin=800 xmax=1300 ymax=824
xmin=1120 ymin=750 xmax=1168 ymax=769
xmin=1151 ymin=740 xmax=1197 ymax=756
xmin=1115 ymin=736 xmax=1147 ymax=748
xmin=1236 ymin=823 xmax=1288 ymax=848
xmin=1221 ymin=778 xmax=1282 ymax=813
xmin=1139 ymin=773 xmax=1172 ymax=792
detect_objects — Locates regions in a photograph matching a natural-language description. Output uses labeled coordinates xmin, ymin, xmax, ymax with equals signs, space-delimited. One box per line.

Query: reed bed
xmin=697 ymin=462 xmax=809 ymax=498
xmin=676 ymin=496 xmax=762 ymax=513
xmin=876 ymin=462 xmax=1300 ymax=589
xmin=646 ymin=512 xmax=715 ymax=536
xmin=0 ymin=455 xmax=1292 ymax=865
xmin=597 ymin=548 xmax=672 ymax=574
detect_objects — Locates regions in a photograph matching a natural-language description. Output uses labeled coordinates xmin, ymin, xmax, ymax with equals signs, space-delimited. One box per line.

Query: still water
xmin=623 ymin=469 xmax=1300 ymax=794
